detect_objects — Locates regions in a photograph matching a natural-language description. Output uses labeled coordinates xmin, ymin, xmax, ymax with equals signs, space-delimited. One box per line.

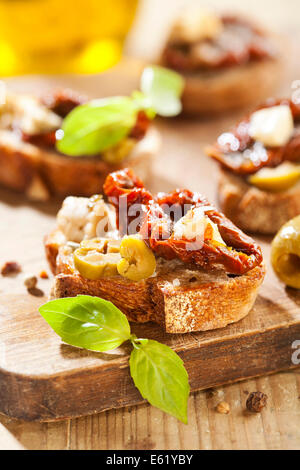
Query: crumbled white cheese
xmin=57 ymin=196 xmax=91 ymax=242
xmin=0 ymin=92 xmax=19 ymax=129
xmin=172 ymin=278 xmax=181 ymax=288
xmin=172 ymin=8 xmax=223 ymax=43
xmin=88 ymin=199 xmax=118 ymax=240
xmin=249 ymin=105 xmax=294 ymax=147
xmin=0 ymin=91 xmax=62 ymax=134
xmin=16 ymin=95 xmax=62 ymax=135
xmin=173 ymin=206 xmax=224 ymax=245
xmin=57 ymin=195 xmax=118 ymax=243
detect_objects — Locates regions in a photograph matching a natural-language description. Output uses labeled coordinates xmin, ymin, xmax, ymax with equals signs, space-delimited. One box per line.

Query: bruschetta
xmin=206 ymin=98 xmax=300 ymax=234
xmin=160 ymin=9 xmax=282 ymax=115
xmin=45 ymin=168 xmax=265 ymax=333
xmin=0 ymin=89 xmax=160 ymax=200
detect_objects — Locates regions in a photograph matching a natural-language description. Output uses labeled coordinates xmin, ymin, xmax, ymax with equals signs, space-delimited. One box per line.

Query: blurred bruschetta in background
xmin=0 ymin=89 xmax=160 ymax=201
xmin=160 ymin=8 xmax=284 ymax=115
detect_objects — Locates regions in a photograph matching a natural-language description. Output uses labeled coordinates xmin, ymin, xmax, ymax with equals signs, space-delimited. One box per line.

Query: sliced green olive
xmin=249 ymin=162 xmax=300 ymax=193
xmin=73 ymin=237 xmax=121 ymax=280
xmin=271 ymin=215 xmax=300 ymax=289
xmin=107 ymin=239 xmax=122 ymax=253
xmin=80 ymin=238 xmax=108 ymax=252
xmin=79 ymin=238 xmax=121 ymax=254
xmin=66 ymin=241 xmax=80 ymax=251
xmin=117 ymin=235 xmax=156 ymax=281
xmin=74 ymin=248 xmax=121 ymax=280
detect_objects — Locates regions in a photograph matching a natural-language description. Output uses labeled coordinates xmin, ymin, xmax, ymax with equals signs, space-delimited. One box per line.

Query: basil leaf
xmin=56 ymin=96 xmax=138 ymax=156
xmin=140 ymin=65 xmax=184 ymax=117
xmin=130 ymin=339 xmax=189 ymax=423
xmin=39 ymin=295 xmax=131 ymax=351
xmin=131 ymin=91 xmax=156 ymax=119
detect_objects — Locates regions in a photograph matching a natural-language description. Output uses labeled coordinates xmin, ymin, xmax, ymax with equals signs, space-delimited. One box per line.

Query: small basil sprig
xmin=39 ymin=295 xmax=190 ymax=423
xmin=56 ymin=65 xmax=184 ymax=157
xmin=39 ymin=295 xmax=131 ymax=351
xmin=140 ymin=65 xmax=184 ymax=117
xmin=130 ymin=338 xmax=189 ymax=424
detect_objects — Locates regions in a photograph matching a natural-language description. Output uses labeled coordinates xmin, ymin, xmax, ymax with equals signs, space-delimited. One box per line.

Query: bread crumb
xmin=24 ymin=276 xmax=38 ymax=289
xmin=1 ymin=261 xmax=21 ymax=276
xmin=39 ymin=270 xmax=49 ymax=279
xmin=216 ymin=401 xmax=230 ymax=414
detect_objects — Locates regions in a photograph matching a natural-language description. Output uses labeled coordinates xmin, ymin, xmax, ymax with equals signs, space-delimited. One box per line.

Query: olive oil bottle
xmin=0 ymin=0 xmax=138 ymax=75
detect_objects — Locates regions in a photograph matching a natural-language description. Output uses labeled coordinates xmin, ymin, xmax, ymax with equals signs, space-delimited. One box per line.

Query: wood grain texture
xmin=0 ymin=281 xmax=300 ymax=422
xmin=0 ymin=13 xmax=300 ymax=447
xmin=1 ymin=371 xmax=299 ymax=450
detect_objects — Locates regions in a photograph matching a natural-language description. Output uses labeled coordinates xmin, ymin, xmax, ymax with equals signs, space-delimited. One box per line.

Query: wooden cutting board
xmin=0 ymin=59 xmax=300 ymax=422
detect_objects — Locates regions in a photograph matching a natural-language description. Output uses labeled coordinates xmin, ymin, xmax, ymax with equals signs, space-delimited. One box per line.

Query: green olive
xmin=117 ymin=235 xmax=156 ymax=281
xmin=249 ymin=162 xmax=300 ymax=193
xmin=80 ymin=238 xmax=108 ymax=252
xmin=271 ymin=215 xmax=300 ymax=288
xmin=74 ymin=248 xmax=121 ymax=279
xmin=73 ymin=237 xmax=121 ymax=280
xmin=107 ymin=239 xmax=122 ymax=253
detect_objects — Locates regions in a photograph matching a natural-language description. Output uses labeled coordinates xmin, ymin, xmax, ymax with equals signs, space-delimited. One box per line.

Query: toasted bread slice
xmin=180 ymin=58 xmax=282 ymax=115
xmin=0 ymin=127 xmax=160 ymax=201
xmin=218 ymin=168 xmax=300 ymax=234
xmin=45 ymin=228 xmax=265 ymax=334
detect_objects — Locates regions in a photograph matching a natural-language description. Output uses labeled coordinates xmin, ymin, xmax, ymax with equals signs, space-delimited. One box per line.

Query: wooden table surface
xmin=1 ymin=0 xmax=300 ymax=450
xmin=0 ymin=370 xmax=299 ymax=450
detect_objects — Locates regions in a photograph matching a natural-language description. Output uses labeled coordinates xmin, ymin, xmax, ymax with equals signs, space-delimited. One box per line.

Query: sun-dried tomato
xmin=207 ymin=99 xmax=300 ymax=175
xmin=162 ymin=15 xmax=276 ymax=73
xmin=103 ymin=168 xmax=153 ymax=235
xmin=41 ymin=88 xmax=87 ymax=117
xmin=129 ymin=111 xmax=150 ymax=140
xmin=104 ymin=169 xmax=263 ymax=274
xmin=22 ymin=130 xmax=57 ymax=147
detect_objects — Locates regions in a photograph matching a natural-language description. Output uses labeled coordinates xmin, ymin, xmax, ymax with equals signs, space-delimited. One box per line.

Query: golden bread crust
xmin=218 ymin=168 xmax=300 ymax=235
xmin=180 ymin=57 xmax=282 ymax=115
xmin=0 ymin=128 xmax=160 ymax=200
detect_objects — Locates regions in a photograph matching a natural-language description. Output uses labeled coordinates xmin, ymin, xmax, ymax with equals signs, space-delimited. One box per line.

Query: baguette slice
xmin=0 ymin=127 xmax=160 ymax=201
xmin=45 ymin=228 xmax=265 ymax=334
xmin=218 ymin=168 xmax=300 ymax=235
xmin=180 ymin=57 xmax=282 ymax=116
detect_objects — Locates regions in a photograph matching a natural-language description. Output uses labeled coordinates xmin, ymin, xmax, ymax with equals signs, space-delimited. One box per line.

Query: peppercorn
xmin=246 ymin=392 xmax=268 ymax=413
